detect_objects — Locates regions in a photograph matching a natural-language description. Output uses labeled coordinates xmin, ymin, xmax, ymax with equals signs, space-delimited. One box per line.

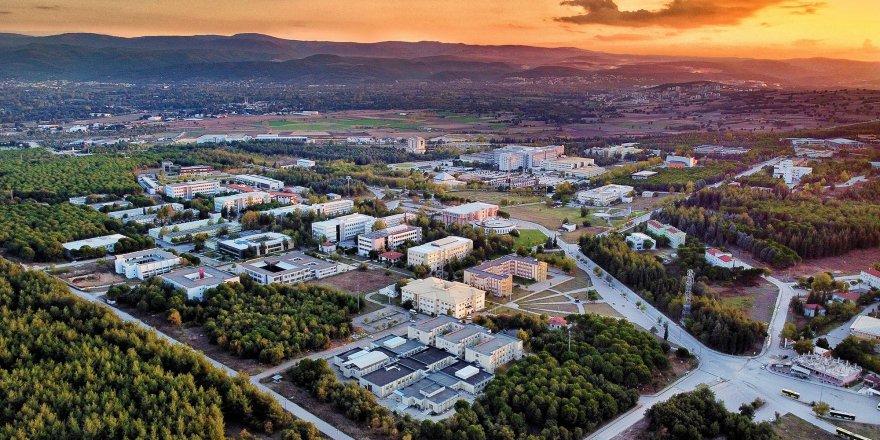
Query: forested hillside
xmin=0 ymin=258 xmax=318 ymax=439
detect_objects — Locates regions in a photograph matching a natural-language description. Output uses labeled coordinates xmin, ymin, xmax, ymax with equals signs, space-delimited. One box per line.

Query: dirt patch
xmin=709 ymin=278 xmax=779 ymax=323
xmin=772 ymin=413 xmax=836 ymax=440
xmin=780 ymin=247 xmax=880 ymax=281
xmin=60 ymin=260 xmax=128 ymax=288
xmin=640 ymin=353 xmax=698 ymax=395
xmin=582 ymin=303 xmax=624 ymax=318
xmin=611 ymin=416 xmax=650 ymax=440
xmin=313 ymin=269 xmax=402 ymax=294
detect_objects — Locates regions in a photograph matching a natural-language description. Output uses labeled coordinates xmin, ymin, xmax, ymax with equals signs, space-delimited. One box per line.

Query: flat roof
xmin=219 ymin=232 xmax=289 ymax=250
xmin=442 ymin=202 xmax=498 ymax=215
xmin=62 ymin=234 xmax=128 ymax=250
xmin=438 ymin=325 xmax=487 ymax=344
xmin=469 ymin=333 xmax=520 ymax=356
xmin=361 ymin=224 xmax=420 ymax=240
xmin=409 ymin=347 xmax=455 ymax=366
xmin=345 ymin=350 xmax=389 ymax=370
xmin=440 ymin=361 xmax=494 ymax=386
xmin=412 ymin=315 xmax=460 ymax=332
xmin=851 ymin=315 xmax=880 ymax=337
xmin=242 ymin=251 xmax=337 ymax=276
xmin=159 ymin=266 xmax=238 ymax=289
xmin=362 ymin=363 xmax=417 ymax=387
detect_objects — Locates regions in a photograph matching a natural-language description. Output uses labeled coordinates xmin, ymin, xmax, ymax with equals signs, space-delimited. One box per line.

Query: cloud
xmin=593 ymin=33 xmax=653 ymax=42
xmin=779 ymin=2 xmax=826 ymax=15
xmin=556 ymin=0 xmax=788 ymax=28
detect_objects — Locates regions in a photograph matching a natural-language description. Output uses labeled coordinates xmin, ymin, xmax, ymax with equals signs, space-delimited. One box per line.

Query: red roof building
xmin=379 ymin=251 xmax=404 ymax=262
xmin=548 ymin=317 xmax=568 ymax=329
xmin=831 ymin=291 xmax=861 ymax=303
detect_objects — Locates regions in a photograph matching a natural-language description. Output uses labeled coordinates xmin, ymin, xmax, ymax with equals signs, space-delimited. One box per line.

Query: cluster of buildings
xmin=463 ymin=255 xmax=548 ymax=297
xmin=785 ymin=137 xmax=866 ymax=150
xmin=625 ymin=232 xmax=656 ymax=251
xmin=484 ymin=145 xmax=565 ymax=171
xmin=646 ymin=220 xmax=687 ymax=249
xmin=148 ymin=214 xmax=241 ymax=243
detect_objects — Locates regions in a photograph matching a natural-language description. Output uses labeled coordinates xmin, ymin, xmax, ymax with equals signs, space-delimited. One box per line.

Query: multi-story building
xmin=312 ymin=213 xmax=376 ymax=243
xmin=576 ymin=184 xmax=634 ymax=206
xmin=296 ymin=159 xmax=316 ymax=168
xmin=335 ymin=349 xmax=392 ymax=379
xmin=159 ymin=266 xmax=240 ymax=301
xmin=213 ymin=191 xmax=271 ymax=213
xmin=115 ymin=248 xmax=182 ymax=280
xmin=464 ymin=333 xmax=524 ymax=373
xmin=793 ymin=354 xmax=862 ymax=387
xmin=318 ymin=199 xmax=355 ymax=217
xmin=705 ymin=248 xmax=740 ymax=268
xmin=406 ymin=137 xmax=426 ymax=154
xmin=358 ymin=224 xmax=423 ymax=256
xmin=148 ymin=215 xmax=241 ymax=242
xmin=164 ymin=180 xmax=220 ymax=200
xmin=773 ymin=159 xmax=813 ymax=185
xmin=436 ymin=325 xmax=491 ymax=357
xmin=218 ymin=232 xmax=291 ymax=257
xmin=625 ymin=232 xmax=656 ymax=251
xmin=463 ymin=255 xmax=548 ymax=297
xmin=471 ymin=218 xmax=517 ymax=235
xmin=646 ymin=220 xmax=687 ymax=249
xmin=232 ymin=174 xmax=284 ymax=191
xmin=543 ymin=156 xmax=595 ymax=172
xmin=665 ymin=155 xmax=697 ymax=168
xmin=825 ymin=138 xmax=865 ymax=150
xmin=138 ymin=174 xmax=162 ymax=195
xmin=440 ymin=202 xmax=499 ymax=226
xmin=237 ymin=251 xmax=343 ymax=285
xmin=380 ymin=212 xmax=415 ymax=227
xmin=493 ymin=145 xmax=565 ymax=170
xmin=401 ymin=277 xmax=485 ymax=319
xmin=408 ymin=315 xmax=462 ymax=346
xmin=407 ymin=236 xmax=474 ymax=272
xmin=179 ymin=165 xmax=215 ymax=176
xmin=106 ymin=203 xmax=186 ymax=224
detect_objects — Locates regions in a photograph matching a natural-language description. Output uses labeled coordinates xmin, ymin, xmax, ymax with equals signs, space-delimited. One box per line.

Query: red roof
xmin=803 ymin=303 xmax=824 ymax=310
xmin=707 ymin=248 xmax=723 ymax=256
xmin=865 ymin=268 xmax=880 ymax=278
xmin=270 ymin=192 xmax=298 ymax=198
xmin=225 ymin=184 xmax=257 ymax=193
xmin=648 ymin=220 xmax=662 ymax=227
xmin=321 ymin=242 xmax=334 ymax=247
xmin=549 ymin=317 xmax=568 ymax=326
xmin=833 ymin=292 xmax=861 ymax=302
xmin=719 ymin=255 xmax=734 ymax=263
xmin=379 ymin=251 xmax=404 ymax=260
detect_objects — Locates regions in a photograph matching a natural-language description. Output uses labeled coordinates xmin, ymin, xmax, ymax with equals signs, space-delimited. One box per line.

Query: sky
xmin=1 ymin=0 xmax=878 ymax=61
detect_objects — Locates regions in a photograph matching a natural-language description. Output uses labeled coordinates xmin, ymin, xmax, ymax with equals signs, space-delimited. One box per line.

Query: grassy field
xmin=447 ymin=190 xmax=546 ymax=206
xmin=265 ymin=118 xmax=422 ymax=131
xmin=512 ymin=229 xmax=547 ymax=250
xmin=506 ymin=204 xmax=588 ymax=230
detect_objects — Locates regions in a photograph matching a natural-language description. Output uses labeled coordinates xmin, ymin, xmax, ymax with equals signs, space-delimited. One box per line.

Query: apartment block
xmin=358 ymin=224 xmax=422 ymax=256
xmin=401 ymin=277 xmax=485 ymax=319
xmin=464 ymin=333 xmax=524 ymax=373
xmin=463 ymin=254 xmax=548 ymax=297
xmin=164 ymin=180 xmax=220 ymax=200
xmin=407 ymin=236 xmax=474 ymax=272
xmin=406 ymin=137 xmax=426 ymax=154
xmin=440 ymin=202 xmax=499 ymax=226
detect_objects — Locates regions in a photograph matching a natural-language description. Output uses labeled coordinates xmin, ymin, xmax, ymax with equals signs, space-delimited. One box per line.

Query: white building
xmin=406 ymin=137 xmax=426 ymax=154
xmin=646 ymin=220 xmax=687 ymax=249
xmin=148 ymin=215 xmax=240 ymax=242
xmin=164 ymin=180 xmax=220 ymax=200
xmin=665 ymin=155 xmax=697 ymax=168
xmin=213 ymin=191 xmax=271 ymax=213
xmin=407 ymin=236 xmax=474 ymax=272
xmin=576 ymin=184 xmax=634 ymax=206
xmin=114 ymin=248 xmax=182 ymax=280
xmin=312 ymin=213 xmax=376 ymax=243
xmin=296 ymin=159 xmax=316 ymax=168
xmin=464 ymin=333 xmax=524 ymax=373
xmin=471 ymin=218 xmax=517 ymax=235
xmin=159 ymin=266 xmax=239 ymax=301
xmin=773 ymin=159 xmax=813 ymax=185
xmin=850 ymin=316 xmax=880 ymax=341
xmin=543 ymin=157 xmax=594 ymax=172
xmin=218 ymin=232 xmax=292 ymax=257
xmin=493 ymin=145 xmax=565 ymax=170
xmin=625 ymin=232 xmax=656 ymax=251
xmin=138 ymin=174 xmax=162 ymax=195
xmin=440 ymin=202 xmax=499 ymax=226
xmin=106 ymin=203 xmax=185 ymax=224
xmin=705 ymin=248 xmax=740 ymax=268
xmin=860 ymin=268 xmax=880 ymax=289
xmin=358 ymin=225 xmax=423 ymax=257
xmin=62 ymin=234 xmax=129 ymax=254
xmin=237 ymin=251 xmax=343 ymax=285
xmin=401 ymin=277 xmax=485 ymax=319
xmin=233 ymin=174 xmax=284 ymax=191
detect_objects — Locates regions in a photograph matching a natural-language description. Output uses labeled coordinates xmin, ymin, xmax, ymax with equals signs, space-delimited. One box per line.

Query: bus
xmin=829 ymin=410 xmax=856 ymax=421
xmin=781 ymin=389 xmax=800 ymax=399
xmin=836 ymin=427 xmax=870 ymax=440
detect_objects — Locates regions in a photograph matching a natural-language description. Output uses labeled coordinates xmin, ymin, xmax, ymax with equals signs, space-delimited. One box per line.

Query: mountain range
xmin=0 ymin=33 xmax=877 ymax=88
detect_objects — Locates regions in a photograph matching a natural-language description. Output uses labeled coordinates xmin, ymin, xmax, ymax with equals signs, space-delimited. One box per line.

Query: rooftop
xmin=159 ymin=266 xmax=238 ymax=288
xmin=361 ymin=224 xmax=421 ymax=240
xmin=62 ymin=233 xmax=128 ymax=251
xmin=438 ymin=325 xmax=487 ymax=344
xmin=795 ymin=353 xmax=862 ymax=380
xmin=469 ymin=333 xmax=521 ymax=356
xmin=439 ymin=361 xmax=494 ymax=386
xmin=412 ymin=315 xmax=460 ymax=332
xmin=441 ymin=202 xmax=499 ymax=215
xmin=361 ymin=363 xmax=417 ymax=387
xmin=850 ymin=315 xmax=880 ymax=337
xmin=219 ymin=232 xmax=289 ymax=251
xmin=409 ymin=347 xmax=456 ymax=366
xmin=242 ymin=251 xmax=337 ymax=276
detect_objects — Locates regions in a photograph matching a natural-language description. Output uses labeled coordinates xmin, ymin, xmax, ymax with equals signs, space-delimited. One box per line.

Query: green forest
xmin=610 ymin=161 xmax=741 ymax=192
xmin=108 ymin=277 xmax=360 ymax=364
xmin=288 ymin=313 xmax=670 ymax=440
xmin=645 ymin=386 xmax=778 ymax=440
xmin=0 ymin=258 xmax=319 ymax=440
xmin=580 ymin=234 xmax=766 ymax=354
xmin=659 ymin=186 xmax=880 ymax=267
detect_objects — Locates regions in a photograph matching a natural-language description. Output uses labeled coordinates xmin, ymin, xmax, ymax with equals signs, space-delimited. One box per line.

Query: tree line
xmin=0 ymin=258 xmax=319 ymax=439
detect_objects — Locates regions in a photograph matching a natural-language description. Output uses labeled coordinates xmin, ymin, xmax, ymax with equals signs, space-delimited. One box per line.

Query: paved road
xmin=65 ymin=285 xmax=355 ymax=440
xmin=819 ymin=303 xmax=879 ymax=347
xmin=507 ymin=218 xmax=879 ymax=438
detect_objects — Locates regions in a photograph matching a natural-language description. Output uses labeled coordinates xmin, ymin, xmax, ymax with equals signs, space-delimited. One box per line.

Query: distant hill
xmin=0 ymin=33 xmax=876 ymax=88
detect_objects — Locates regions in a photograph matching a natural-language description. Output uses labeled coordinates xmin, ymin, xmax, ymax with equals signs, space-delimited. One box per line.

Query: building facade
xmin=218 ymin=232 xmax=291 ymax=257
xmin=312 ymin=213 xmax=376 ymax=243
xmin=159 ymin=266 xmax=239 ymax=301
xmin=576 ymin=184 xmax=634 ymax=206
xmin=402 ymin=277 xmax=486 ymax=319
xmin=357 ymin=224 xmax=423 ymax=257
xmin=213 ymin=191 xmax=271 ymax=213
xmin=233 ymin=174 xmax=284 ymax=191
xmin=164 ymin=180 xmax=220 ymax=200
xmin=115 ymin=248 xmax=182 ymax=280
xmin=647 ymin=220 xmax=687 ymax=249
xmin=440 ymin=202 xmax=499 ymax=226
xmin=237 ymin=251 xmax=343 ymax=285
xmin=407 ymin=236 xmax=474 ymax=272
xmin=463 ymin=255 xmax=548 ymax=297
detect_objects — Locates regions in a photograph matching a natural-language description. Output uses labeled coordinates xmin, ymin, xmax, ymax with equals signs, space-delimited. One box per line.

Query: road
xmin=65 ymin=284 xmax=355 ymax=440
xmin=507 ymin=218 xmax=879 ymax=438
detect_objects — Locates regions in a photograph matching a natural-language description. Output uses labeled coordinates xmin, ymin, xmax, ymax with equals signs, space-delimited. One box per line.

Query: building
xmin=268 ymin=191 xmax=299 ymax=205
xmin=831 ymin=291 xmax=861 ymax=303
xmin=464 ymin=333 xmax=524 ymax=373
xmin=159 ymin=266 xmax=239 ymax=301
xmin=408 ymin=315 xmax=462 ymax=345
xmin=589 ymin=143 xmax=642 ymax=158
xmin=440 ymin=202 xmax=499 ymax=226
xmin=312 ymin=213 xmax=376 ymax=243
xmin=396 ymin=377 xmax=461 ymax=415
xmin=860 ymin=268 xmax=880 ymax=289
xmin=463 ymin=255 xmax=548 ymax=297
xmin=665 ymin=155 xmax=697 ymax=168
xmin=543 ymin=156 xmax=595 ymax=172
xmin=436 ymin=326 xmax=491 ymax=358
xmin=218 ymin=232 xmax=292 ymax=258
xmin=632 ymin=170 xmax=658 ymax=180
xmin=693 ymin=145 xmax=750 ymax=156
xmin=114 ymin=248 xmax=182 ymax=280
xmin=336 ymin=349 xmax=391 ymax=379
xmin=705 ymin=248 xmax=739 ymax=268
xmin=438 ymin=361 xmax=494 ymax=394
xmin=379 ymin=251 xmax=404 ymax=263
xmin=406 ymin=137 xmax=426 ymax=154
xmin=213 ymin=191 xmax=271 ymax=213
xmin=358 ymin=224 xmax=423 ymax=257
xmin=407 ymin=236 xmax=474 ymax=272
xmin=471 ymin=217 xmax=517 ymax=235
xmin=380 ymin=212 xmax=415 ymax=228
xmin=402 ymin=277 xmax=485 ymax=319
xmin=359 ymin=363 xmax=422 ymax=398
xmin=296 ymin=159 xmax=316 ymax=168
xmin=317 ymin=199 xmax=355 ymax=217
xmin=825 ymin=138 xmax=865 ymax=150
xmin=576 ymin=184 xmax=634 ymax=206
xmin=106 ymin=203 xmax=185 ymax=224
xmin=238 ymin=251 xmax=343 ymax=285
xmin=233 ymin=174 xmax=284 ymax=191
xmin=493 ymin=145 xmax=565 ymax=170
xmin=625 ymin=232 xmax=656 ymax=251
xmin=138 ymin=174 xmax=162 ymax=194
xmin=646 ymin=220 xmax=687 ymax=249
xmin=773 ymin=159 xmax=813 ymax=185
xmin=371 ymin=335 xmax=428 ymax=358
xmin=548 ymin=316 xmax=568 ymax=330
xmin=850 ymin=315 xmax=880 ymax=341
xmin=164 ymin=180 xmax=220 ymax=200
xmin=793 ymin=354 xmax=862 ymax=387
xmin=803 ymin=303 xmax=826 ymax=318
xmin=148 ymin=215 xmax=241 ymax=242
xmin=433 ymin=172 xmax=466 ymax=187
xmin=62 ymin=234 xmax=129 ymax=255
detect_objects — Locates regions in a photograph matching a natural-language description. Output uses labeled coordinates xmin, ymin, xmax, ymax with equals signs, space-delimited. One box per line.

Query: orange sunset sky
xmin=1 ymin=0 xmax=878 ymax=61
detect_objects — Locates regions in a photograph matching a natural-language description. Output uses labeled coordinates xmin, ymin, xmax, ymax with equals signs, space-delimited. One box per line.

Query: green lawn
xmin=506 ymin=204 xmax=591 ymax=230
xmin=512 ymin=229 xmax=548 ymax=250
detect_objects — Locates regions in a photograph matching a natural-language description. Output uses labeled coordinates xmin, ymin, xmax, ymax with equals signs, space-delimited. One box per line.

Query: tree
xmin=167 ymin=308 xmax=183 ymax=326
xmin=815 ymin=337 xmax=830 ymax=349
xmin=240 ymin=211 xmax=261 ymax=230
xmin=812 ymin=401 xmax=830 ymax=417
xmin=782 ymin=322 xmax=797 ymax=341
xmin=372 ymin=219 xmax=387 ymax=231
xmin=793 ymin=338 xmax=814 ymax=355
